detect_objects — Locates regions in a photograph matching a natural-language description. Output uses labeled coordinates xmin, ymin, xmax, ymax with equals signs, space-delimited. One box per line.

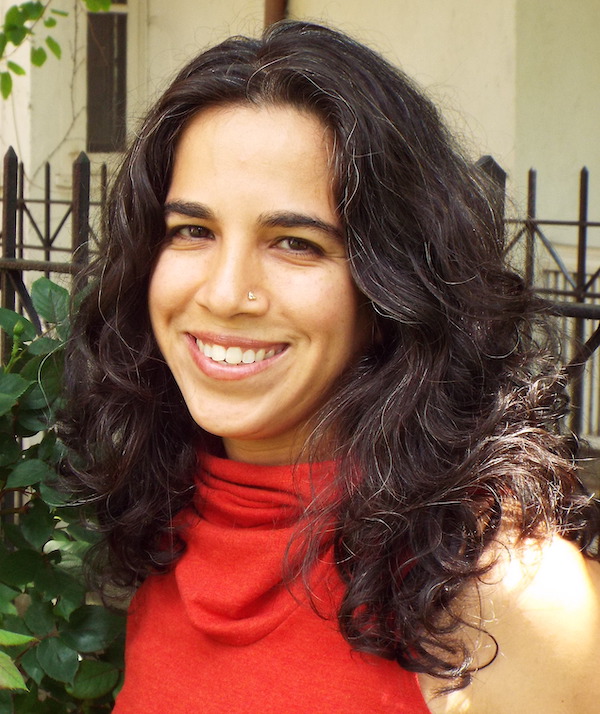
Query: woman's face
xmin=149 ymin=103 xmax=370 ymax=464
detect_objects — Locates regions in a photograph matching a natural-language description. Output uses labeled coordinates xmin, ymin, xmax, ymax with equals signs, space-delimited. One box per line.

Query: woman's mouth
xmin=196 ymin=338 xmax=285 ymax=365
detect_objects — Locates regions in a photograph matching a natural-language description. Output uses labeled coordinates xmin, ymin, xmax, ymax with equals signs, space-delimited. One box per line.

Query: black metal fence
xmin=1 ymin=147 xmax=106 ymax=334
xmin=478 ymin=157 xmax=600 ymax=438
xmin=2 ymin=148 xmax=600 ymax=438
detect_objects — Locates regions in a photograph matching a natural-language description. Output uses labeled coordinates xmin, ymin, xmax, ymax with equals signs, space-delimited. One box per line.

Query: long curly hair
xmin=59 ymin=20 xmax=600 ymax=686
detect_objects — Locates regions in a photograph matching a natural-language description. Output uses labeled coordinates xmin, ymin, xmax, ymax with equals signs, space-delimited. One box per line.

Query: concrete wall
xmin=2 ymin=0 xmax=598 ymax=259
xmin=144 ymin=0 xmax=263 ymax=100
xmin=514 ymin=0 xmax=600 ymax=270
xmin=288 ymin=0 xmax=518 ymax=172
xmin=1 ymin=0 xmax=265 ymax=198
xmin=287 ymin=0 xmax=600 ymax=267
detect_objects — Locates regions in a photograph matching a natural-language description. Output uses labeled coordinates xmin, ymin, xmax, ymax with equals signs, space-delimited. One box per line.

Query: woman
xmin=61 ymin=20 xmax=600 ymax=713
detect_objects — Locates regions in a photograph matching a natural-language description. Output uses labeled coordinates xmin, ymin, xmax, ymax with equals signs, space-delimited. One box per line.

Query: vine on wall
xmin=0 ymin=0 xmax=112 ymax=98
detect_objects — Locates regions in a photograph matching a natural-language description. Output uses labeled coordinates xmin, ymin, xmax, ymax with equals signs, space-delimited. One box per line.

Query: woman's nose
xmin=194 ymin=238 xmax=266 ymax=318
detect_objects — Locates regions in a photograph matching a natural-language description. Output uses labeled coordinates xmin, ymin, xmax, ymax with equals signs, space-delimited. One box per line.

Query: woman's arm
xmin=420 ymin=535 xmax=600 ymax=714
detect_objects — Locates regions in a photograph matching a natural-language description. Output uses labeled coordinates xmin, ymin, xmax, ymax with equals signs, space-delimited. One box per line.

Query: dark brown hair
xmin=60 ymin=20 xmax=600 ymax=686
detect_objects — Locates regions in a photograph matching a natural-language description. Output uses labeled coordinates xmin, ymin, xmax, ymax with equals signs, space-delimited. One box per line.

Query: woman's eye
xmin=278 ymin=237 xmax=323 ymax=255
xmin=167 ymin=225 xmax=212 ymax=241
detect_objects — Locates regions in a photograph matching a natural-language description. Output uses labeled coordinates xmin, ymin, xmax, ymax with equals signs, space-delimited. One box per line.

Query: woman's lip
xmin=187 ymin=332 xmax=287 ymax=350
xmin=186 ymin=334 xmax=288 ymax=381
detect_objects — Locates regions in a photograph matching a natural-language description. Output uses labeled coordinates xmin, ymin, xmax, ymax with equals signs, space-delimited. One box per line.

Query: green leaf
xmin=19 ymin=353 xmax=63 ymax=411
xmin=20 ymin=354 xmax=45 ymax=380
xmin=35 ymin=637 xmax=78 ymax=683
xmin=36 ymin=431 xmax=62 ymax=462
xmin=39 ymin=482 xmax=69 ymax=508
xmin=43 ymin=17 xmax=57 ymax=28
xmin=60 ymin=606 xmax=124 ymax=654
xmin=21 ymin=2 xmax=44 ymax=21
xmin=0 ymin=373 xmax=31 ymax=417
xmin=0 ymin=372 xmax=31 ymax=399
xmin=0 ymin=549 xmax=44 ymax=588
xmin=0 ymin=614 xmax=30 ymax=637
xmin=30 ymin=46 xmax=46 ymax=67
xmin=0 ymin=691 xmax=11 ymax=710
xmin=0 ymin=650 xmax=27 ymax=691
xmin=0 ymin=629 xmax=36 ymax=647
xmin=20 ymin=647 xmax=44 ymax=686
xmin=0 ymin=434 xmax=21 ymax=467
xmin=19 ymin=384 xmax=53 ymax=413
xmin=31 ymin=279 xmax=69 ymax=324
xmin=21 ymin=499 xmax=56 ymax=549
xmin=13 ymin=686 xmax=66 ymax=713
xmin=23 ymin=596 xmax=55 ymax=638
xmin=6 ymin=459 xmax=56 ymax=488
xmin=4 ymin=6 xmax=29 ymax=46
xmin=2 ymin=523 xmax=31 ymax=551
xmin=66 ymin=659 xmax=120 ymax=699
xmin=0 ymin=394 xmax=16 ymax=416
xmin=84 ymin=0 xmax=112 ymax=11
xmin=4 ymin=5 xmax=31 ymax=47
xmin=0 ymin=71 xmax=12 ymax=99
xmin=50 ymin=9 xmax=69 ymax=17
xmin=0 ymin=584 xmax=19 ymax=616
xmin=45 ymin=36 xmax=61 ymax=59
xmin=15 ymin=410 xmax=51 ymax=434
xmin=104 ymin=631 xmax=125 ymax=670
xmin=0 ymin=308 xmax=36 ymax=342
xmin=65 ymin=522 xmax=101 ymax=545
xmin=7 ymin=61 xmax=25 ymax=76
xmin=34 ymin=567 xmax=85 ymax=616
xmin=0 ymin=32 xmax=7 ymax=57
xmin=5 ymin=25 xmax=28 ymax=46
xmin=26 ymin=337 xmax=62 ymax=356
xmin=4 ymin=5 xmax=24 ymax=25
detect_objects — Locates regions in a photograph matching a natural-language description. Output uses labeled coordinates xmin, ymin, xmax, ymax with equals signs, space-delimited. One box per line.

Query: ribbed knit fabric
xmin=113 ymin=454 xmax=430 ymax=713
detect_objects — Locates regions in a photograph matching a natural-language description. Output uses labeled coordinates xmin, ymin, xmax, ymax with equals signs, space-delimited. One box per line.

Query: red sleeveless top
xmin=113 ymin=454 xmax=430 ymax=713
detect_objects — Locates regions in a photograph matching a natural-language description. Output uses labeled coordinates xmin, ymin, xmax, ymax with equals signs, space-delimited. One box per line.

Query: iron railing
xmin=2 ymin=148 xmax=600 ymax=438
xmin=1 ymin=147 xmax=105 ymax=335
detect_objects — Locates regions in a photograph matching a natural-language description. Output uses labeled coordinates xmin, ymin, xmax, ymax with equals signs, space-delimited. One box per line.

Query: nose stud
xmin=247 ymin=291 xmax=257 ymax=301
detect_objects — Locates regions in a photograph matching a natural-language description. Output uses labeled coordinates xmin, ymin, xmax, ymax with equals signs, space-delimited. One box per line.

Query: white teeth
xmin=196 ymin=339 xmax=280 ymax=365
xmin=211 ymin=344 xmax=227 ymax=362
xmin=225 ymin=347 xmax=243 ymax=365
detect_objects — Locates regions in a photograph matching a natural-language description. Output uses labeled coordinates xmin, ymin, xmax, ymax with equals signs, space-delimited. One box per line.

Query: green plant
xmin=1 ymin=0 xmax=112 ymax=98
xmin=0 ymin=277 xmax=125 ymax=712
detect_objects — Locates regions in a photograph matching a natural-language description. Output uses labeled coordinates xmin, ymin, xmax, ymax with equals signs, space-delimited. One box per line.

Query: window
xmin=86 ymin=2 xmax=127 ymax=153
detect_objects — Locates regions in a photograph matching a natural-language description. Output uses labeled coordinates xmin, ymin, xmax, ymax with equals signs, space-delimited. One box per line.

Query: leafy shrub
xmin=0 ymin=278 xmax=125 ymax=712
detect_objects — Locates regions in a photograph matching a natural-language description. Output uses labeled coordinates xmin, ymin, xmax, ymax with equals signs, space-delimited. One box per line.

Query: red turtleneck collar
xmin=114 ymin=454 xmax=429 ymax=713
xmin=176 ymin=453 xmax=339 ymax=646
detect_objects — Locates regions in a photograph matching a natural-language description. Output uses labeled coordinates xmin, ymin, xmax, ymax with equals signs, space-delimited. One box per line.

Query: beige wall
xmin=2 ymin=0 xmax=598 ymax=263
xmin=289 ymin=0 xmax=518 ymax=171
xmin=515 ymin=0 xmax=600 ymax=226
xmin=0 ymin=0 xmax=265 ymax=197
xmin=288 ymin=0 xmax=600 ymax=266
xmin=141 ymin=0 xmax=264 ymax=111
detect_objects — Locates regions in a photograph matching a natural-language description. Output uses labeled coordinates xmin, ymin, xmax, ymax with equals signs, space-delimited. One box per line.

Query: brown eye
xmin=167 ymin=225 xmax=213 ymax=241
xmin=278 ymin=237 xmax=323 ymax=255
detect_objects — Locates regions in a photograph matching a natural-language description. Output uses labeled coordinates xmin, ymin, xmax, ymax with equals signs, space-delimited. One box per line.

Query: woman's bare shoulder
xmin=419 ymin=534 xmax=600 ymax=714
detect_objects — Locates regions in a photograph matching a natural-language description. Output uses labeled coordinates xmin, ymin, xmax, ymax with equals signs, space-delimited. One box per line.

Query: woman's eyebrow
xmin=164 ymin=200 xmax=214 ymax=220
xmin=259 ymin=211 xmax=345 ymax=242
xmin=164 ymin=203 xmax=345 ymax=242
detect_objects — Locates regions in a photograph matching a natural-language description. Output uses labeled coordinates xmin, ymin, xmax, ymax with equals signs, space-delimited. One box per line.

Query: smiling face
xmin=148 ymin=103 xmax=370 ymax=464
